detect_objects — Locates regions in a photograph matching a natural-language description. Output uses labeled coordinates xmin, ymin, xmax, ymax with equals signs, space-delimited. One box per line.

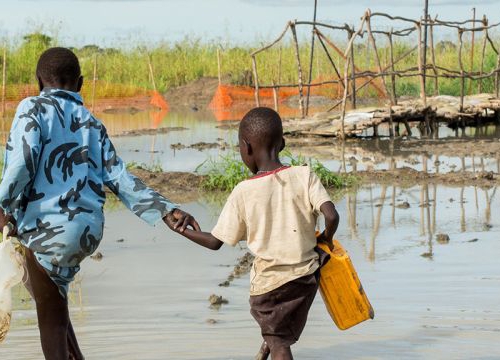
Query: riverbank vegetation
xmin=197 ymin=151 xmax=359 ymax=192
xmin=1 ymin=32 xmax=498 ymax=101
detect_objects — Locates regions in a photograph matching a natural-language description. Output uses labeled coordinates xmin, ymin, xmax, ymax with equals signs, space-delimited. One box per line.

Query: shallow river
xmin=0 ymin=110 xmax=499 ymax=359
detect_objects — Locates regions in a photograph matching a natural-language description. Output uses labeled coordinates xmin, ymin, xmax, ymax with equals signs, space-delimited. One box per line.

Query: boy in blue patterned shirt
xmin=0 ymin=47 xmax=199 ymax=359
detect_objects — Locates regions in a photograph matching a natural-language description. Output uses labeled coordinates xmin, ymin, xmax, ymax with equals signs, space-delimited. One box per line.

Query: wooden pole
xmin=315 ymin=31 xmax=344 ymax=94
xmin=340 ymin=47 xmax=352 ymax=140
xmin=1 ymin=46 xmax=6 ymax=118
xmin=277 ymin=46 xmax=282 ymax=85
xmin=305 ymin=0 xmax=318 ymax=116
xmin=217 ymin=47 xmax=222 ymax=85
xmin=349 ymin=26 xmax=357 ymax=109
xmin=429 ymin=17 xmax=439 ymax=96
xmin=339 ymin=14 xmax=367 ymax=139
xmin=291 ymin=22 xmax=305 ymax=118
xmin=495 ymin=53 xmax=500 ymax=99
xmin=468 ymin=7 xmax=476 ymax=95
xmin=478 ymin=15 xmax=488 ymax=93
xmin=272 ymin=81 xmax=279 ymax=112
xmin=417 ymin=20 xmax=430 ymax=134
xmin=91 ymin=53 xmax=97 ymax=113
xmin=458 ymin=29 xmax=466 ymax=127
xmin=388 ymin=30 xmax=397 ymax=105
xmin=366 ymin=11 xmax=393 ymax=136
xmin=251 ymin=55 xmax=260 ymax=107
xmin=147 ymin=54 xmax=157 ymax=92
xmin=366 ymin=13 xmax=391 ymax=101
xmin=422 ymin=0 xmax=429 ymax=95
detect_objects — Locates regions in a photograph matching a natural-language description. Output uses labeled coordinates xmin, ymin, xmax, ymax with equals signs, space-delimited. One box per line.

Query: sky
xmin=0 ymin=0 xmax=498 ymax=47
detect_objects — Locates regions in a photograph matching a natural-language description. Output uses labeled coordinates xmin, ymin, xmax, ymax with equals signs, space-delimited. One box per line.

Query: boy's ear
xmin=280 ymin=137 xmax=286 ymax=152
xmin=37 ymin=75 xmax=44 ymax=92
xmin=243 ymin=139 xmax=253 ymax=155
xmin=77 ymin=76 xmax=83 ymax=92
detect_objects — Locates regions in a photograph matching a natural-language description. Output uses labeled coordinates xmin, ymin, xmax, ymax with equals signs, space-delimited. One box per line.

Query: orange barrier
xmin=209 ymin=84 xmax=299 ymax=110
xmin=150 ymin=91 xmax=169 ymax=111
xmin=208 ymin=77 xmax=385 ymax=121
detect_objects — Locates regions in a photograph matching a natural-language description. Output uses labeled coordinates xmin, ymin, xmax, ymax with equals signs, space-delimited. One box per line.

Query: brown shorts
xmin=249 ymin=247 xmax=329 ymax=350
xmin=250 ymin=274 xmax=318 ymax=350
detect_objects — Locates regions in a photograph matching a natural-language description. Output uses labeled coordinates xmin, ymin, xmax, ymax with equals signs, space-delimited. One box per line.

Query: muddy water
xmin=0 ymin=111 xmax=500 ymax=359
xmin=1 ymin=183 xmax=499 ymax=359
xmin=100 ymin=110 xmax=500 ymax=176
xmin=1 ymin=108 xmax=499 ymax=176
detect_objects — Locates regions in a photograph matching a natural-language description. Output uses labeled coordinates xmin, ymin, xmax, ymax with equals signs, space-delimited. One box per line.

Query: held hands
xmin=163 ymin=209 xmax=200 ymax=234
xmin=164 ymin=209 xmax=223 ymax=250
xmin=0 ymin=209 xmax=17 ymax=236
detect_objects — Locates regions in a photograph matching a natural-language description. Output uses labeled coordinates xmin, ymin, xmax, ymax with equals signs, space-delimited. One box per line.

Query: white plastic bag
xmin=0 ymin=225 xmax=24 ymax=342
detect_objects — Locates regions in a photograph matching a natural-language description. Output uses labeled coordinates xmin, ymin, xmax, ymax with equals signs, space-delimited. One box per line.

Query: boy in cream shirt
xmin=165 ymin=107 xmax=339 ymax=360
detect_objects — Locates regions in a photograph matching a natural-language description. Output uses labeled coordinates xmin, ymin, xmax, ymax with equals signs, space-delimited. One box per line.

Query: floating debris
xmin=170 ymin=141 xmax=230 ymax=151
xmin=483 ymin=223 xmax=493 ymax=230
xmin=436 ymin=234 xmax=450 ymax=244
xmin=481 ymin=172 xmax=495 ymax=181
xmin=208 ymin=294 xmax=229 ymax=309
xmin=206 ymin=318 xmax=218 ymax=325
xmin=90 ymin=252 xmax=103 ymax=261
xmin=396 ymin=201 xmax=410 ymax=209
xmin=218 ymin=252 xmax=255 ymax=287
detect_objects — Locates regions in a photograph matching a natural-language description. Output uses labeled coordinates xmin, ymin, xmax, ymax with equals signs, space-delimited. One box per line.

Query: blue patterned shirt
xmin=0 ymin=89 xmax=176 ymax=296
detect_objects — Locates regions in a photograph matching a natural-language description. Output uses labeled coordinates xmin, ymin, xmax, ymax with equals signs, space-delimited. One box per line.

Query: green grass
xmin=197 ymin=151 xmax=359 ymax=192
xmin=0 ymin=31 xmax=498 ymax=100
xmin=196 ymin=153 xmax=252 ymax=192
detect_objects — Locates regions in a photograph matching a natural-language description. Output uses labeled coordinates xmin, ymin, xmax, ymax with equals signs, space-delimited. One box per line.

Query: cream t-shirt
xmin=211 ymin=165 xmax=332 ymax=296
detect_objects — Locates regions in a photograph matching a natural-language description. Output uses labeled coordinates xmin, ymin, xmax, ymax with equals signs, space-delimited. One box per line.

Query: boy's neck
xmin=42 ymin=85 xmax=78 ymax=93
xmin=255 ymin=159 xmax=284 ymax=173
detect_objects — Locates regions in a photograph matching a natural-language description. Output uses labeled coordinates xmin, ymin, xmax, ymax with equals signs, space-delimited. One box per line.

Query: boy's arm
xmin=318 ymin=201 xmax=339 ymax=249
xmin=0 ymin=100 xmax=42 ymax=228
xmin=100 ymin=125 xmax=197 ymax=228
xmin=164 ymin=213 xmax=223 ymax=250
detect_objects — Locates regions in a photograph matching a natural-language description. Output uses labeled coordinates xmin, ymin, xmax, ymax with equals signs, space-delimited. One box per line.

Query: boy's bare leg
xmin=270 ymin=346 xmax=293 ymax=360
xmin=255 ymin=341 xmax=270 ymax=360
xmin=25 ymin=250 xmax=77 ymax=360
xmin=67 ymin=320 xmax=85 ymax=360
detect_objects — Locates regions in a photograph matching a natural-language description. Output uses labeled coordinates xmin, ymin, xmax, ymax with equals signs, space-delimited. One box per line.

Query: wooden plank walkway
xmin=284 ymin=94 xmax=500 ymax=138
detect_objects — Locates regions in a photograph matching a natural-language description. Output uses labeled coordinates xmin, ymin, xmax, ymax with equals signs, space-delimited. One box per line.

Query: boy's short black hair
xmin=36 ymin=47 xmax=81 ymax=86
xmin=239 ymin=107 xmax=283 ymax=148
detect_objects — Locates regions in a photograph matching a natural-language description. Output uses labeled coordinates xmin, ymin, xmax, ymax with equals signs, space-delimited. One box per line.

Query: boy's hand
xmin=164 ymin=209 xmax=201 ymax=233
xmin=0 ymin=209 xmax=17 ymax=236
xmin=317 ymin=230 xmax=334 ymax=251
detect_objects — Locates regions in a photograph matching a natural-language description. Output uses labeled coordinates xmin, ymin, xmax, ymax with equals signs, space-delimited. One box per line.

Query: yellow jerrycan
xmin=316 ymin=239 xmax=374 ymax=330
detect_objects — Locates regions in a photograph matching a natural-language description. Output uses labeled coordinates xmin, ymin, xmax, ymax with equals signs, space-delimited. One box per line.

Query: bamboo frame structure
xmin=250 ymin=8 xmax=500 ymax=140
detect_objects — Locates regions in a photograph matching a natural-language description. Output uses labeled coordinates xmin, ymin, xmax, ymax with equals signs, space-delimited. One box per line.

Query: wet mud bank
xmin=129 ymin=166 xmax=499 ymax=206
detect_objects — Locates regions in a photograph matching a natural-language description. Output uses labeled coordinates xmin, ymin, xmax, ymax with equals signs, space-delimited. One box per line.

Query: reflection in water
xmin=344 ymin=184 xmax=498 ymax=262
xmin=1 ymin=184 xmax=499 ymax=359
